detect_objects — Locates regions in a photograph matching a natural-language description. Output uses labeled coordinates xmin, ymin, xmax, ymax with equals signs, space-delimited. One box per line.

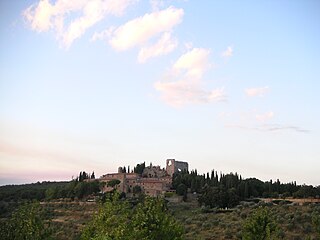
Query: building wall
xmin=99 ymin=160 xmax=187 ymax=197
xmin=99 ymin=172 xmax=172 ymax=197
xmin=166 ymin=159 xmax=188 ymax=176
xmin=142 ymin=165 xmax=167 ymax=178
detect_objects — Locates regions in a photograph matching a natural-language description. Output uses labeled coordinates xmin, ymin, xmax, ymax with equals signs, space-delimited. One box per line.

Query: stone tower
xmin=166 ymin=159 xmax=188 ymax=177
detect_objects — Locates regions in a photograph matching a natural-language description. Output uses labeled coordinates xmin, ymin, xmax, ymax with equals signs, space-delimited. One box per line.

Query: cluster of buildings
xmin=98 ymin=159 xmax=188 ymax=197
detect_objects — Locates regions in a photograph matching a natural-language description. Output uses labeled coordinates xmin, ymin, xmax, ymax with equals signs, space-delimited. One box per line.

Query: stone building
xmin=142 ymin=163 xmax=167 ymax=178
xmin=166 ymin=159 xmax=189 ymax=177
xmin=98 ymin=159 xmax=188 ymax=197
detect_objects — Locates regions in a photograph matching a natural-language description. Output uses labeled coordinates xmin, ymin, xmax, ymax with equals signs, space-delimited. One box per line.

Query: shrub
xmin=242 ymin=207 xmax=279 ymax=240
xmin=0 ymin=202 xmax=52 ymax=240
xmin=81 ymin=192 xmax=184 ymax=240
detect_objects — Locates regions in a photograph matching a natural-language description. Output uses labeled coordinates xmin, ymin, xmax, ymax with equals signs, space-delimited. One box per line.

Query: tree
xmin=81 ymin=192 xmax=184 ymax=240
xmin=199 ymin=185 xmax=239 ymax=209
xmin=107 ymin=179 xmax=121 ymax=188
xmin=73 ymin=181 xmax=101 ymax=199
xmin=91 ymin=171 xmax=95 ymax=179
xmin=0 ymin=202 xmax=52 ymax=240
xmin=79 ymin=171 xmax=89 ymax=182
xmin=312 ymin=210 xmax=320 ymax=238
xmin=45 ymin=187 xmax=58 ymax=200
xmin=242 ymin=207 xmax=279 ymax=240
xmin=133 ymin=185 xmax=142 ymax=195
xmin=81 ymin=192 xmax=132 ymax=240
xmin=176 ymin=183 xmax=187 ymax=196
xmin=134 ymin=162 xmax=145 ymax=175
xmin=176 ymin=183 xmax=187 ymax=201
xmin=131 ymin=197 xmax=184 ymax=240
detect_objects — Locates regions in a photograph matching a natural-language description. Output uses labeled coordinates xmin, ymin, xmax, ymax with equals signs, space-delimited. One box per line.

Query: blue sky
xmin=0 ymin=0 xmax=319 ymax=185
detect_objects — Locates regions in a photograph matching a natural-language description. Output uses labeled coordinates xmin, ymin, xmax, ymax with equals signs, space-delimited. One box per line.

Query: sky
xmin=0 ymin=0 xmax=319 ymax=186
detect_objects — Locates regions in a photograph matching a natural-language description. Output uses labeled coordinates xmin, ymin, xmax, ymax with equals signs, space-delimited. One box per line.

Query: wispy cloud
xmin=220 ymin=109 xmax=275 ymax=122
xmin=154 ymin=48 xmax=226 ymax=107
xmin=108 ymin=6 xmax=183 ymax=51
xmin=155 ymin=81 xmax=226 ymax=107
xmin=137 ymin=32 xmax=177 ymax=63
xmin=225 ymin=124 xmax=309 ymax=133
xmin=150 ymin=0 xmax=165 ymax=11
xmin=255 ymin=111 xmax=274 ymax=122
xmin=23 ymin=0 xmax=136 ymax=48
xmin=222 ymin=46 xmax=233 ymax=58
xmin=245 ymin=86 xmax=270 ymax=97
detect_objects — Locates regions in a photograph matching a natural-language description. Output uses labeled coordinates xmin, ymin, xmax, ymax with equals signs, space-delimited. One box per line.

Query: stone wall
xmin=166 ymin=159 xmax=188 ymax=176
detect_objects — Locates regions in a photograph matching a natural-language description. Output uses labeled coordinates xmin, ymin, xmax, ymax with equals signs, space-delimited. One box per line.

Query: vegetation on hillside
xmin=172 ymin=170 xmax=320 ymax=208
xmin=242 ymin=207 xmax=279 ymax=240
xmin=169 ymin=198 xmax=320 ymax=240
xmin=0 ymin=193 xmax=320 ymax=239
xmin=0 ymin=202 xmax=52 ymax=240
xmin=1 ymin=167 xmax=320 ymax=239
xmin=82 ymin=192 xmax=183 ymax=240
xmin=0 ymin=172 xmax=101 ymax=204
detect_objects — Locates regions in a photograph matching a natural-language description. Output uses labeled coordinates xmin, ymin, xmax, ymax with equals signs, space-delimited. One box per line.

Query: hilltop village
xmin=95 ymin=159 xmax=188 ymax=197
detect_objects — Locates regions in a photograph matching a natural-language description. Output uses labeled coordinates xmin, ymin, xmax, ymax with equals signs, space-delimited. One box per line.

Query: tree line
xmin=172 ymin=169 xmax=320 ymax=208
xmin=0 ymin=171 xmax=100 ymax=203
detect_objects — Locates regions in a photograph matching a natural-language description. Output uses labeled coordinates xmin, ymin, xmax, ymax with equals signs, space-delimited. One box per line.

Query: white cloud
xmin=225 ymin=124 xmax=309 ymax=133
xmin=138 ymin=32 xmax=177 ymax=63
xmin=23 ymin=0 xmax=136 ymax=48
xmin=255 ymin=111 xmax=274 ymax=122
xmin=91 ymin=28 xmax=113 ymax=42
xmin=155 ymin=81 xmax=225 ymax=107
xmin=108 ymin=6 xmax=184 ymax=51
xmin=222 ymin=46 xmax=233 ymax=58
xmin=173 ymin=48 xmax=211 ymax=79
xmin=23 ymin=0 xmax=54 ymax=32
xmin=154 ymin=48 xmax=226 ymax=107
xmin=245 ymin=86 xmax=269 ymax=97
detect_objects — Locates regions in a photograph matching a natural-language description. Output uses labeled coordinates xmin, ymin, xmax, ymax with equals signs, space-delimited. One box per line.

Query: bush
xmin=242 ymin=207 xmax=279 ymax=240
xmin=81 ymin=192 xmax=184 ymax=240
xmin=0 ymin=202 xmax=52 ymax=240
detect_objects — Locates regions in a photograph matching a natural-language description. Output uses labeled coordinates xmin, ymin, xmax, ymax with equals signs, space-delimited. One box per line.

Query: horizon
xmin=0 ymin=159 xmax=317 ymax=187
xmin=1 ymin=0 xmax=320 ymax=186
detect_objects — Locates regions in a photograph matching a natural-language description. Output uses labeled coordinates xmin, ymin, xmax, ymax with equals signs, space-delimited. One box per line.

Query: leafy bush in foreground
xmin=0 ymin=202 xmax=52 ymax=240
xmin=242 ymin=207 xmax=279 ymax=240
xmin=81 ymin=192 xmax=184 ymax=240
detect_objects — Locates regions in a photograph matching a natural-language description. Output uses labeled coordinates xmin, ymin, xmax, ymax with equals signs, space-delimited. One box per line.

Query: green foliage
xmin=312 ymin=209 xmax=320 ymax=238
xmin=133 ymin=185 xmax=142 ymax=194
xmin=78 ymin=171 xmax=91 ymax=182
xmin=293 ymin=185 xmax=317 ymax=198
xmin=43 ymin=180 xmax=101 ymax=200
xmin=131 ymin=197 xmax=184 ymax=240
xmin=199 ymin=185 xmax=239 ymax=209
xmin=242 ymin=207 xmax=279 ymax=240
xmin=0 ymin=171 xmax=102 ymax=202
xmin=176 ymin=183 xmax=187 ymax=196
xmin=81 ymin=192 xmax=184 ymax=240
xmin=172 ymin=169 xmax=320 ymax=209
xmin=74 ymin=181 xmax=100 ymax=199
xmin=134 ymin=162 xmax=146 ymax=175
xmin=81 ymin=192 xmax=132 ymax=240
xmin=0 ymin=181 xmax=68 ymax=202
xmin=0 ymin=202 xmax=52 ymax=240
xmin=107 ymin=179 xmax=121 ymax=188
